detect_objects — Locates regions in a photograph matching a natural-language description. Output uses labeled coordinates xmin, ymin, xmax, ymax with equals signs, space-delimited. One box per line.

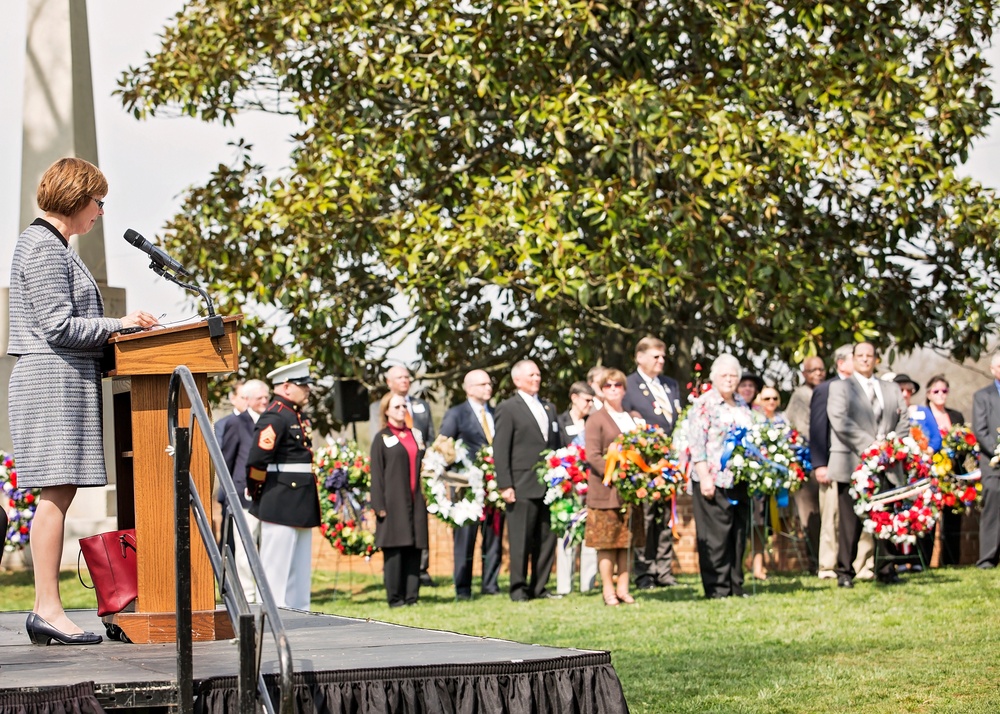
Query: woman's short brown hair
xmin=36 ymin=158 xmax=108 ymax=217
xmin=601 ymin=368 xmax=628 ymax=389
xmin=378 ymin=392 xmax=395 ymax=429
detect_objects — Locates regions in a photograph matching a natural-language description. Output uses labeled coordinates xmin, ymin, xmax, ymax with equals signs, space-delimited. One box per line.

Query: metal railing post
xmin=174 ymin=425 xmax=194 ymax=713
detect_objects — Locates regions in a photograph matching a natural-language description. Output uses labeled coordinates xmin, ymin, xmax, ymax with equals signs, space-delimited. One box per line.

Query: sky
xmin=0 ymin=0 xmax=298 ymax=321
xmin=2 ymin=1 xmax=1000 ymax=328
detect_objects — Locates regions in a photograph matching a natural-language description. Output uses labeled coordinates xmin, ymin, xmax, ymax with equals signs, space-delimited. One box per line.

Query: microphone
xmin=123 ymin=229 xmax=191 ymax=276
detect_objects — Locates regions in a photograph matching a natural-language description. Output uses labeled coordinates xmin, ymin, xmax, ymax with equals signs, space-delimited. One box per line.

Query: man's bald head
xmin=463 ymin=369 xmax=493 ymax=406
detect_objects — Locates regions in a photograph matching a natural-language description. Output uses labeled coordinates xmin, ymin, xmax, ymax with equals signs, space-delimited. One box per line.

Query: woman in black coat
xmin=370 ymin=392 xmax=428 ymax=607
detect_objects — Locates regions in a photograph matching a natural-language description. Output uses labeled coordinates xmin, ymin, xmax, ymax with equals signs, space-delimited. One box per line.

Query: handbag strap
xmin=119 ymin=532 xmax=137 ymax=557
xmin=76 ymin=549 xmax=95 ymax=590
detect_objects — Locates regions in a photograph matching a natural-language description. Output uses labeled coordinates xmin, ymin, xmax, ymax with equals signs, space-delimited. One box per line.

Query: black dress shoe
xmin=510 ymin=592 xmax=530 ymax=602
xmin=535 ymin=591 xmax=563 ymax=600
xmin=837 ymin=576 xmax=854 ymax=589
xmin=419 ymin=573 xmax=436 ymax=587
xmin=877 ymin=573 xmax=903 ymax=585
xmin=976 ymin=562 xmax=996 ymax=569
xmin=635 ymin=580 xmax=657 ymax=591
xmin=481 ymin=588 xmax=501 ymax=596
xmin=456 ymin=593 xmax=472 ymax=601
xmin=656 ymin=576 xmax=679 ymax=587
xmin=25 ymin=613 xmax=102 ymax=646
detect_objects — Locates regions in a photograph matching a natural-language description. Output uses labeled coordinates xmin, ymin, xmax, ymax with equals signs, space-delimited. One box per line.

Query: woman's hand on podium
xmin=121 ymin=310 xmax=161 ymax=330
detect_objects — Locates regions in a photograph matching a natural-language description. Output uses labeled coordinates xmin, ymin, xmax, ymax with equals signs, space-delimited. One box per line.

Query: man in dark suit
xmin=972 ymin=351 xmax=1000 ymax=569
xmin=621 ymin=336 xmax=681 ymax=589
xmin=372 ymin=365 xmax=437 ymax=585
xmin=439 ymin=369 xmax=499 ymax=598
xmin=494 ymin=359 xmax=561 ymax=601
xmin=827 ymin=342 xmax=909 ymax=588
xmin=214 ymin=380 xmax=247 ymax=446
xmin=220 ymin=379 xmax=270 ymax=604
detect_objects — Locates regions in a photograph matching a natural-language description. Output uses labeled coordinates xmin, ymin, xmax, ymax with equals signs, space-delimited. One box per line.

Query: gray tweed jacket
xmin=7 ymin=220 xmax=122 ymax=358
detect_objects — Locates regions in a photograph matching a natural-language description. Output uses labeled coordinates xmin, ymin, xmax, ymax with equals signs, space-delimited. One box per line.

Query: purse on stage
xmin=77 ymin=529 xmax=138 ymax=617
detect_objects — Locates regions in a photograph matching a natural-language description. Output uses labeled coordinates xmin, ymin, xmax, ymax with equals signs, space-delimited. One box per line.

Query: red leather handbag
xmin=78 ymin=529 xmax=138 ymax=616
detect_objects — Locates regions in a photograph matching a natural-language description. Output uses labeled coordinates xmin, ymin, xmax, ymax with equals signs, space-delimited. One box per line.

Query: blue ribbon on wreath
xmin=561 ymin=509 xmax=588 ymax=549
xmin=324 ymin=468 xmax=362 ymax=522
xmin=720 ymin=425 xmax=796 ymax=505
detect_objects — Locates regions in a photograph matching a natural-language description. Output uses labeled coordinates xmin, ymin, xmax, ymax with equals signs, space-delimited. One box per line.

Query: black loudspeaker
xmin=332 ymin=379 xmax=370 ymax=423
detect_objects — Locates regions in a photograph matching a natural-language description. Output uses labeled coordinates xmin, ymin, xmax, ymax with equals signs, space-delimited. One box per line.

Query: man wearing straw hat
xmin=247 ymin=359 xmax=320 ymax=610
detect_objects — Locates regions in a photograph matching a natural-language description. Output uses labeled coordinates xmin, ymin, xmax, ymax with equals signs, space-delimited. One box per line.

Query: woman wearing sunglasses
xmin=748 ymin=385 xmax=787 ymax=580
xmin=583 ymin=369 xmax=646 ymax=606
xmin=926 ymin=375 xmax=966 ymax=566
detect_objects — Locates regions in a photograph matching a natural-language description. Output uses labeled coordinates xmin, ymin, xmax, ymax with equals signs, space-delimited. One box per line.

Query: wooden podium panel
xmin=106 ymin=316 xmax=240 ymax=377
xmin=105 ymin=316 xmax=241 ymax=644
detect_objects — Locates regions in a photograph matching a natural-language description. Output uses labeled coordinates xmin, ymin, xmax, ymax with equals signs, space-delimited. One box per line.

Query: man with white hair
xmin=493 ymin=360 xmax=561 ymax=601
xmin=972 ymin=351 xmax=1000 ymax=569
xmin=439 ymin=369 xmax=500 ymax=598
xmin=219 ymin=379 xmax=270 ymax=604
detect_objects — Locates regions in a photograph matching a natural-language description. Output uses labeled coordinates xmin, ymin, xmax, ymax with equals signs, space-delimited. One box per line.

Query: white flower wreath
xmin=421 ymin=436 xmax=487 ymax=528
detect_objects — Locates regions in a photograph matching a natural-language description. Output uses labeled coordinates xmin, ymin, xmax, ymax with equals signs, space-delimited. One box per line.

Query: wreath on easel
xmin=315 ymin=442 xmax=377 ymax=558
xmin=849 ymin=432 xmax=940 ymax=545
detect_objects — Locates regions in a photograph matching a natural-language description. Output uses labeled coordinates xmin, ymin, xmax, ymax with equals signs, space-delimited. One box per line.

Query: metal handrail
xmin=167 ymin=365 xmax=294 ymax=714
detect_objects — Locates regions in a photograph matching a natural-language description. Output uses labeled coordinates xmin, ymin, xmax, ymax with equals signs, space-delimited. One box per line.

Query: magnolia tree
xmin=118 ymin=0 xmax=1000 ymax=428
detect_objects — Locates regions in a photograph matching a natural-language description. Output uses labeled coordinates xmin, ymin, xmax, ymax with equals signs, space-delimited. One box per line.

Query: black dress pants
xmin=633 ymin=500 xmax=676 ymax=586
xmin=383 ymin=546 xmax=421 ymax=606
xmin=453 ymin=511 xmax=505 ymax=596
xmin=939 ymin=506 xmax=963 ymax=565
xmin=506 ymin=497 xmax=556 ymax=601
xmin=691 ymin=483 xmax=749 ymax=598
xmin=481 ymin=510 xmax=505 ymax=594
xmin=836 ymin=482 xmax=895 ymax=579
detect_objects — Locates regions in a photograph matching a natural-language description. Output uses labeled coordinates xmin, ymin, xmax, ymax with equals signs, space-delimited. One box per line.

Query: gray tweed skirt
xmin=8 ymin=352 xmax=109 ymax=488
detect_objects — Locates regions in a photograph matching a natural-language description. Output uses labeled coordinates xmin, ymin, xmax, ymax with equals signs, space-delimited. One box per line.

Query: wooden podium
xmin=103 ymin=316 xmax=241 ymax=644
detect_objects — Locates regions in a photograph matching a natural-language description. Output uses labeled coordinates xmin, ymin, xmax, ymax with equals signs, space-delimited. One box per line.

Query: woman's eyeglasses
xmin=761 ymin=396 xmax=779 ymax=401
xmin=602 ymin=382 xmax=624 ymax=389
xmin=929 ymin=388 xmax=949 ymax=395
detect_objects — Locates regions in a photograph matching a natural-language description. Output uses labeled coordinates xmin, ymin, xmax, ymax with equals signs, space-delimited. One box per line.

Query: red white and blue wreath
xmin=849 ymin=432 xmax=940 ymax=545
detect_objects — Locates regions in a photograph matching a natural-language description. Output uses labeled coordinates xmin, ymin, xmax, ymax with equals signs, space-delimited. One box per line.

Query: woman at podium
xmin=7 ymin=158 xmax=158 ymax=645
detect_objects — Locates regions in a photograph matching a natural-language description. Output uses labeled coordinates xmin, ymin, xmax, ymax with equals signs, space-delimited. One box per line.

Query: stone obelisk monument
xmin=1 ymin=0 xmax=125 ymax=556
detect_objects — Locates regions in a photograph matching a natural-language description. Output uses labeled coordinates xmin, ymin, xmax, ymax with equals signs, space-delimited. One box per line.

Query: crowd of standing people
xmin=199 ymin=338 xmax=1000 ymax=610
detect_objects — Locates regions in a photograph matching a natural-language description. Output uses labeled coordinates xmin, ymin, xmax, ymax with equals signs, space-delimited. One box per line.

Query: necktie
xmin=404 ymin=401 xmax=414 ymax=429
xmin=869 ymin=379 xmax=883 ymax=426
xmin=480 ymin=408 xmax=493 ymax=444
xmin=648 ymin=379 xmax=673 ymax=417
xmin=530 ymin=397 xmax=548 ymax=437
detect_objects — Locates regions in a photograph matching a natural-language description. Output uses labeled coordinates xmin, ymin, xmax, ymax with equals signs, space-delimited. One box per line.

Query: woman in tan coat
xmin=584 ymin=368 xmax=646 ymax=606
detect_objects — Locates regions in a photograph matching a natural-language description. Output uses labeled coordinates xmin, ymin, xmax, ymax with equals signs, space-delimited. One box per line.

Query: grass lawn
xmin=3 ymin=565 xmax=999 ymax=713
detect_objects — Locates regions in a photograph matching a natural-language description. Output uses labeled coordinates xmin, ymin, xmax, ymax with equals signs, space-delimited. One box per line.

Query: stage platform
xmin=0 ymin=608 xmax=628 ymax=712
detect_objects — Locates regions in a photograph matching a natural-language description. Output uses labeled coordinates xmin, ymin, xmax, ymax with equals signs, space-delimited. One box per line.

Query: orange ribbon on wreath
xmin=603 ymin=444 xmax=673 ymax=485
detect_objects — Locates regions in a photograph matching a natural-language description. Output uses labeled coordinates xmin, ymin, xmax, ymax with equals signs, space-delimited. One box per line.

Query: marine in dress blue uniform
xmin=247 ymin=359 xmax=320 ymax=609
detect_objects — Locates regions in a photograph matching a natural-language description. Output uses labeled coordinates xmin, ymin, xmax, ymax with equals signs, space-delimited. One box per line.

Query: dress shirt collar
xmin=517 ymin=389 xmax=541 ymax=404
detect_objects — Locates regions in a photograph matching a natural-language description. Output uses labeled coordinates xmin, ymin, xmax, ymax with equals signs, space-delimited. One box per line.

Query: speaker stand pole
xmin=352 ymin=421 xmax=358 ymax=442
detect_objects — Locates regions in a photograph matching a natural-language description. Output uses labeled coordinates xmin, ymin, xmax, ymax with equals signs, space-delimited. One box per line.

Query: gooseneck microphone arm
xmin=125 ymin=228 xmax=225 ymax=339
xmin=150 ymin=264 xmax=226 ymax=339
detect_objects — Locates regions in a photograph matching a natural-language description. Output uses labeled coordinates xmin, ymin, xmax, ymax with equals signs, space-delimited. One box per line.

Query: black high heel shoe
xmin=25 ymin=613 xmax=102 ymax=646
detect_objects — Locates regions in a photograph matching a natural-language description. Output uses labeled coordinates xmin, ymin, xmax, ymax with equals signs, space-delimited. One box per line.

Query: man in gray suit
xmin=827 ymin=342 xmax=909 ymax=587
xmin=972 ymin=351 xmax=1000 ymax=569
